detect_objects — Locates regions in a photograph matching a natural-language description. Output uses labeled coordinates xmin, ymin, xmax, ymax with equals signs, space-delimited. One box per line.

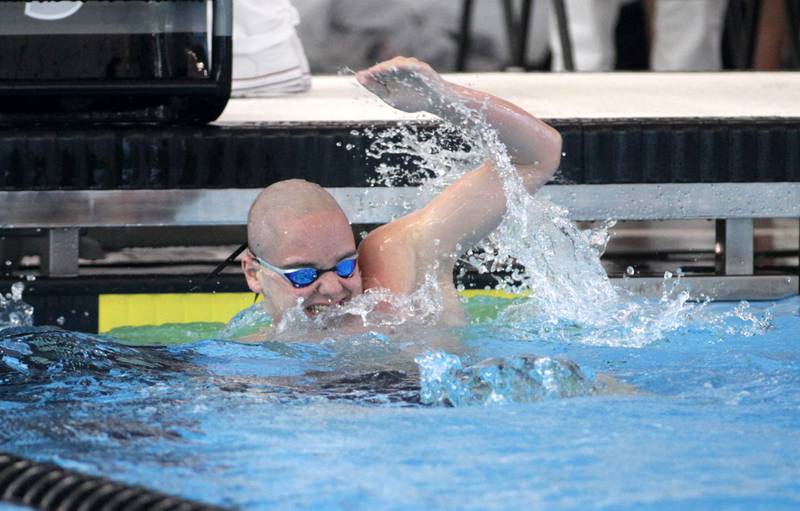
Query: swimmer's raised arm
xmin=356 ymin=57 xmax=561 ymax=310
xmin=356 ymin=57 xmax=562 ymax=183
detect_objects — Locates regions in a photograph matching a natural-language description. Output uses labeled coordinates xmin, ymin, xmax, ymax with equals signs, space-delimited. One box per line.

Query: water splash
xmin=222 ymin=302 xmax=272 ymax=339
xmin=0 ymin=282 xmax=34 ymax=330
xmin=235 ymin=272 xmax=447 ymax=343
xmin=353 ymin=83 xmax=734 ymax=348
xmin=415 ymin=351 xmax=598 ymax=407
xmin=696 ymin=300 xmax=774 ymax=338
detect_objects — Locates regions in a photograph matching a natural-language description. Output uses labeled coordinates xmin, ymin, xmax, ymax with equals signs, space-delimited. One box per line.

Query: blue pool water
xmin=1 ymin=296 xmax=798 ymax=510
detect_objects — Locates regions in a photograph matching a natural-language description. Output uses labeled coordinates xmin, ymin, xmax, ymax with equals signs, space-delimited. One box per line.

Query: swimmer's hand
xmin=356 ymin=56 xmax=448 ymax=113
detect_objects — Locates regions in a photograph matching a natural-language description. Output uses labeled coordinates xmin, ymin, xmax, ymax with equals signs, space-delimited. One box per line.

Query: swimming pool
xmin=1 ymin=69 xmax=798 ymax=510
xmin=0 ymin=294 xmax=797 ymax=510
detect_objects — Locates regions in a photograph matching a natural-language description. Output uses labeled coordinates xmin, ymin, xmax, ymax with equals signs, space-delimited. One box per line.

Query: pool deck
xmin=220 ymin=72 xmax=800 ymax=122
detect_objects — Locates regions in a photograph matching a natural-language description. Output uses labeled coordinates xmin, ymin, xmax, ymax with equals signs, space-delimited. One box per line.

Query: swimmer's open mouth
xmin=305 ymin=300 xmax=348 ymax=317
xmin=305 ymin=305 xmax=327 ymax=317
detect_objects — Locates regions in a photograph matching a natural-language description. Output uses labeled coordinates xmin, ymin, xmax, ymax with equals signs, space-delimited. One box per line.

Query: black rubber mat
xmin=1 ymin=118 xmax=798 ymax=190
xmin=0 ymin=451 xmax=227 ymax=511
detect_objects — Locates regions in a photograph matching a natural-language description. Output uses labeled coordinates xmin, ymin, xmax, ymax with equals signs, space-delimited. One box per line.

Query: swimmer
xmin=241 ymin=56 xmax=562 ymax=331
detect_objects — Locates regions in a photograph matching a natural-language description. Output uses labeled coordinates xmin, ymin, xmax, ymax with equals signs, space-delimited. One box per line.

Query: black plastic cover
xmin=0 ymin=118 xmax=797 ymax=190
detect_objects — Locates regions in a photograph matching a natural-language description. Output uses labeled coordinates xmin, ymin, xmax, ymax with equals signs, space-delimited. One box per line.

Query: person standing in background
xmin=549 ymin=0 xmax=729 ymax=71
xmin=232 ymin=0 xmax=311 ymax=95
xmin=753 ymin=0 xmax=792 ymax=70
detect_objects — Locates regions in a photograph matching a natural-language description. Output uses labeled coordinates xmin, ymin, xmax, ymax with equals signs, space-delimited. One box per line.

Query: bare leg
xmin=753 ymin=0 xmax=787 ymax=70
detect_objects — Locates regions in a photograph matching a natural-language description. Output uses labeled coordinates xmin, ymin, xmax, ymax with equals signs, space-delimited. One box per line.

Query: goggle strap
xmin=189 ymin=242 xmax=248 ymax=292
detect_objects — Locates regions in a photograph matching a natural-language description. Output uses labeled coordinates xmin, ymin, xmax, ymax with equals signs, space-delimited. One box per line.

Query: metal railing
xmin=1 ymin=183 xmax=797 ymax=300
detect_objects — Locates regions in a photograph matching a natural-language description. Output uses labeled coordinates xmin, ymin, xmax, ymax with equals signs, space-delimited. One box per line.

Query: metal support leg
xmin=786 ymin=0 xmax=800 ymax=69
xmin=552 ymin=0 xmax=575 ymax=71
xmin=498 ymin=0 xmax=535 ymax=70
xmin=725 ymin=0 xmax=760 ymax=69
xmin=456 ymin=0 xmax=474 ymax=71
xmin=41 ymin=228 xmax=79 ymax=277
xmin=715 ymin=219 xmax=754 ymax=275
xmin=501 ymin=0 xmax=519 ymax=61
xmin=515 ymin=0 xmax=535 ymax=68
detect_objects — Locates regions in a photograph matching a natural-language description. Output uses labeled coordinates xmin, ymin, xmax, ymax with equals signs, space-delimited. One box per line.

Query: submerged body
xmin=241 ymin=57 xmax=562 ymax=337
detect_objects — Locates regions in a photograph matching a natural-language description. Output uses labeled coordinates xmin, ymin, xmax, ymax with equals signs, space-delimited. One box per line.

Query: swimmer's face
xmin=243 ymin=209 xmax=362 ymax=322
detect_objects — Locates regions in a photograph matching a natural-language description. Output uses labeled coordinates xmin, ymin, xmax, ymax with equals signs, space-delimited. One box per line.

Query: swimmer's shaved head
xmin=248 ymin=179 xmax=349 ymax=260
xmin=242 ymin=179 xmax=361 ymax=322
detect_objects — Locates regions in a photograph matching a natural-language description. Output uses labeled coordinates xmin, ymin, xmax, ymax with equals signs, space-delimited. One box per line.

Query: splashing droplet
xmin=10 ymin=282 xmax=25 ymax=301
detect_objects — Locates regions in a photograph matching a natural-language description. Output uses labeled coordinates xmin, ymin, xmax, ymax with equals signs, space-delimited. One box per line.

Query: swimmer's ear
xmin=242 ymin=252 xmax=265 ymax=295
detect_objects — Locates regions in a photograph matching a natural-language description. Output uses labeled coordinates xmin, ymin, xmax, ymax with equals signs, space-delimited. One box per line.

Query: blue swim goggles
xmin=253 ymin=253 xmax=358 ymax=288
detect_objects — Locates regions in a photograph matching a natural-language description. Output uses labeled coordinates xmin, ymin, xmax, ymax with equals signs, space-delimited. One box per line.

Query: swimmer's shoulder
xmin=358 ymin=218 xmax=420 ymax=294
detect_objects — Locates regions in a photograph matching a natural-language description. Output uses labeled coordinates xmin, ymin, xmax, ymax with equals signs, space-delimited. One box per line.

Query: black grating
xmin=0 ymin=118 xmax=798 ymax=191
xmin=554 ymin=118 xmax=800 ymax=184
xmin=0 ymin=452 xmax=227 ymax=511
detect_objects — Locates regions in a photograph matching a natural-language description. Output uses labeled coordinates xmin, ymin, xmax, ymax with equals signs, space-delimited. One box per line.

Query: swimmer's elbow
xmin=518 ymin=129 xmax=561 ymax=192
xmin=541 ymin=127 xmax=562 ymax=177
